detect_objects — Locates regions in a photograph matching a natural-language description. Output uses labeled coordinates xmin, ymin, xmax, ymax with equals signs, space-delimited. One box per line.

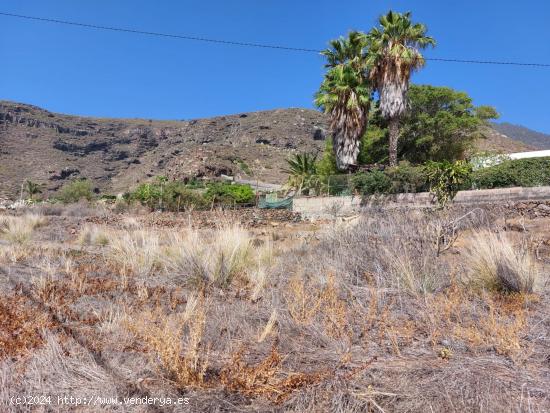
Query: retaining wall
xmin=293 ymin=186 xmax=550 ymax=218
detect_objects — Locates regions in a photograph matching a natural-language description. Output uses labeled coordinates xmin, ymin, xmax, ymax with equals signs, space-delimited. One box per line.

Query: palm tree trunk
xmin=388 ymin=117 xmax=400 ymax=167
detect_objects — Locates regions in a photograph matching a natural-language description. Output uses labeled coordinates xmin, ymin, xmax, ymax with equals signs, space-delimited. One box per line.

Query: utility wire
xmin=2 ymin=11 xmax=550 ymax=68
xmin=0 ymin=11 xmax=320 ymax=53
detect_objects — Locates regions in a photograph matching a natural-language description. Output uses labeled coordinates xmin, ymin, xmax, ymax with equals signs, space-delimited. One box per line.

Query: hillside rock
xmin=0 ymin=101 xmax=327 ymax=198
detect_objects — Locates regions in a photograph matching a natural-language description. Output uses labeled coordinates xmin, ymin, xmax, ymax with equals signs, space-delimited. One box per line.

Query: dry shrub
xmin=463 ymin=230 xmax=538 ymax=293
xmin=0 ymin=213 xmax=46 ymax=244
xmin=284 ymin=274 xmax=352 ymax=342
xmin=309 ymin=210 xmax=459 ymax=294
xmin=220 ymin=345 xmax=327 ymax=403
xmin=424 ymin=285 xmax=530 ymax=356
xmin=126 ymin=294 xmax=209 ymax=388
xmin=0 ymin=295 xmax=52 ymax=359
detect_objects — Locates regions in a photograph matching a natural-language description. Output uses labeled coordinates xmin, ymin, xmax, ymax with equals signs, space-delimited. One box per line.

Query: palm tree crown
xmin=321 ymin=31 xmax=367 ymax=69
xmin=366 ymin=11 xmax=435 ymax=165
xmin=367 ymin=11 xmax=435 ymax=119
xmin=316 ymin=32 xmax=372 ymax=171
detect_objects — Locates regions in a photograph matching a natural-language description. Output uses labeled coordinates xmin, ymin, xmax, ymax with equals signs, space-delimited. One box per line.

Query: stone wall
xmin=293 ymin=186 xmax=550 ymax=218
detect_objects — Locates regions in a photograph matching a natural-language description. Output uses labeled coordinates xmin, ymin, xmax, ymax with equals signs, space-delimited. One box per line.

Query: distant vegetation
xmin=316 ymin=11 xmax=436 ymax=170
xmin=128 ymin=177 xmax=254 ymax=211
xmin=57 ymin=179 xmax=94 ymax=203
xmin=305 ymin=9 xmax=501 ymax=205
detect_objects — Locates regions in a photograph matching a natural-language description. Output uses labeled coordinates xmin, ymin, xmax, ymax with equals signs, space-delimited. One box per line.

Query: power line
xmin=0 ymin=11 xmax=320 ymax=53
xmin=2 ymin=11 xmax=550 ymax=68
xmin=426 ymin=57 xmax=550 ymax=67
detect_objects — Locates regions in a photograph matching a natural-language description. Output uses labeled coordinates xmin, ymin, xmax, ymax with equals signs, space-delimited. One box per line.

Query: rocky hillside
xmin=0 ymin=101 xmax=327 ymax=198
xmin=491 ymin=122 xmax=550 ymax=149
xmin=0 ymin=100 xmax=537 ymax=199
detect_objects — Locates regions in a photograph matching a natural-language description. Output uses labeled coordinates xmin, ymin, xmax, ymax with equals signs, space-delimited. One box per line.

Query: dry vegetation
xmin=0 ymin=204 xmax=548 ymax=412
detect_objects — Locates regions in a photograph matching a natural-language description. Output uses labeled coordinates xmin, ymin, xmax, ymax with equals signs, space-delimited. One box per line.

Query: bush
xmin=163 ymin=182 xmax=208 ymax=211
xmin=386 ymin=162 xmax=428 ymax=193
xmin=424 ymin=160 xmax=472 ymax=207
xmin=351 ymin=163 xmax=428 ymax=196
xmin=351 ymin=171 xmax=391 ymax=195
xmin=130 ymin=182 xmax=162 ymax=209
xmin=57 ymin=179 xmax=94 ymax=203
xmin=204 ymin=182 xmax=255 ymax=206
xmin=130 ymin=178 xmax=207 ymax=211
xmin=472 ymin=157 xmax=550 ymax=189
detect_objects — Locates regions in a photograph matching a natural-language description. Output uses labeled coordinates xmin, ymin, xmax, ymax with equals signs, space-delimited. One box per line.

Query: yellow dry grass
xmin=463 ymin=230 xmax=538 ymax=293
xmin=0 ymin=213 xmax=46 ymax=244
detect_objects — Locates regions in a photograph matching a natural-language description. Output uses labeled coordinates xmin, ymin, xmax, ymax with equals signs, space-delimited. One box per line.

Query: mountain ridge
xmin=491 ymin=122 xmax=550 ymax=150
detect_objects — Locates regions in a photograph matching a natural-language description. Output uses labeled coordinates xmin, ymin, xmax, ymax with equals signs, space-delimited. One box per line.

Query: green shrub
xmin=425 ymin=160 xmax=472 ymax=207
xmin=351 ymin=170 xmax=392 ymax=195
xmin=472 ymin=157 xmax=550 ymax=189
xmin=386 ymin=162 xmax=428 ymax=193
xmin=57 ymin=179 xmax=95 ymax=203
xmin=204 ymin=182 xmax=255 ymax=205
xmin=163 ymin=182 xmax=208 ymax=211
xmin=131 ymin=182 xmax=162 ymax=209
xmin=130 ymin=179 xmax=207 ymax=211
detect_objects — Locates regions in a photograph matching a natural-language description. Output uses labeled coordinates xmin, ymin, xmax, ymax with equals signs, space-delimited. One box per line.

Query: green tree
xmin=366 ymin=11 xmax=435 ymax=166
xmin=399 ymin=85 xmax=498 ymax=163
xmin=316 ymin=32 xmax=372 ymax=171
xmin=360 ymin=85 xmax=498 ymax=164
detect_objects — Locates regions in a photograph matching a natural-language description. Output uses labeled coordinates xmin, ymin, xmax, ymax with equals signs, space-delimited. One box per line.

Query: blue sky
xmin=1 ymin=1 xmax=549 ymax=132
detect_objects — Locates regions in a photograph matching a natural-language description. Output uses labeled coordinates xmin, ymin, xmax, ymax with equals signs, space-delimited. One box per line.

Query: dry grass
xmin=0 ymin=213 xmax=46 ymax=244
xmin=463 ymin=230 xmax=538 ymax=293
xmin=107 ymin=229 xmax=162 ymax=277
xmin=165 ymin=223 xmax=272 ymax=291
xmin=126 ymin=294 xmax=209 ymax=388
xmin=0 ymin=295 xmax=52 ymax=359
xmin=78 ymin=224 xmax=110 ymax=246
xmin=1 ymin=206 xmax=548 ymax=412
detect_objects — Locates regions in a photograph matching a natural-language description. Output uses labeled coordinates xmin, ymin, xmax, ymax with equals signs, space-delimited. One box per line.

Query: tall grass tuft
xmin=0 ymin=214 xmax=46 ymax=244
xmin=165 ymin=223 xmax=253 ymax=288
xmin=107 ymin=229 xmax=161 ymax=277
xmin=463 ymin=231 xmax=538 ymax=293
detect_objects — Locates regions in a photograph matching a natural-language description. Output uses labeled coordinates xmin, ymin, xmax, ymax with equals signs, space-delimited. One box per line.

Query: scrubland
xmin=0 ymin=204 xmax=548 ymax=412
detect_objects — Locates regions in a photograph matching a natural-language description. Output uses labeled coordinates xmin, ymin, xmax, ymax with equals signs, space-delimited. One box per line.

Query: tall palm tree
xmin=316 ymin=32 xmax=371 ymax=171
xmin=366 ymin=11 xmax=435 ymax=166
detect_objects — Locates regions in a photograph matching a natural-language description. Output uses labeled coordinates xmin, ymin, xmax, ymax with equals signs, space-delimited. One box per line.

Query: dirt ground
xmin=0 ymin=203 xmax=548 ymax=412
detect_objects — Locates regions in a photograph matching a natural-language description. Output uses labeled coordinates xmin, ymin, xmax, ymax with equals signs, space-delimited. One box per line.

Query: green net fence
xmin=258 ymin=193 xmax=294 ymax=209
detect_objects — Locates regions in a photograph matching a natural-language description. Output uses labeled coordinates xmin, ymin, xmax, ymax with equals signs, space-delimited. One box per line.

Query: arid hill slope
xmin=0 ymin=101 xmax=327 ymax=198
xmin=0 ymin=100 xmax=536 ymax=198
